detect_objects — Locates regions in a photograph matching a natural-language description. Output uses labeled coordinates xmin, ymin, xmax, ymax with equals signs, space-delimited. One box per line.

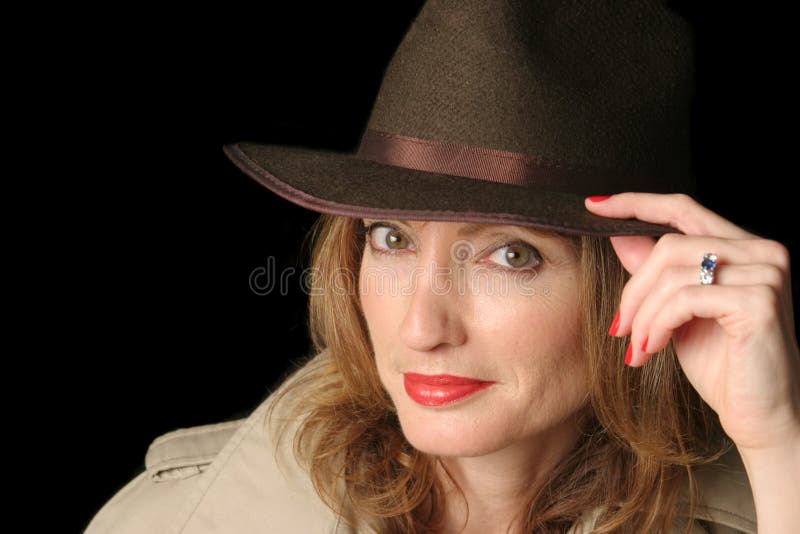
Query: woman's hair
xmin=267 ymin=214 xmax=731 ymax=533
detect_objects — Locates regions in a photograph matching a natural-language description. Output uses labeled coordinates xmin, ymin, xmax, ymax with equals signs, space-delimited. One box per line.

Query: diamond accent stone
xmin=700 ymin=253 xmax=718 ymax=285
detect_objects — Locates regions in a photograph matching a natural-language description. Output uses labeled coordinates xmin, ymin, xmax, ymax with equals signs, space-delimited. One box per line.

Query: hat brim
xmin=222 ymin=141 xmax=682 ymax=238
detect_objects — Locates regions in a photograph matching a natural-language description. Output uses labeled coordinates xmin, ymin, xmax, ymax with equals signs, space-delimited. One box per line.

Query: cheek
xmin=474 ymin=282 xmax=582 ymax=362
xmin=358 ymin=256 xmax=403 ymax=352
xmin=477 ymin=279 xmax=587 ymax=407
xmin=358 ymin=257 xmax=384 ymax=329
xmin=359 ymin=257 xmax=408 ymax=397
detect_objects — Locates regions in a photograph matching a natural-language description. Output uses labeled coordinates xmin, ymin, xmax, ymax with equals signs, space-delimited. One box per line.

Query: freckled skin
xmin=358 ymin=220 xmax=589 ymax=458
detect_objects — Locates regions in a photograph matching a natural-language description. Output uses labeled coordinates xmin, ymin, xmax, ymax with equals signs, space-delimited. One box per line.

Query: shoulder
xmin=84 ymin=417 xmax=246 ymax=533
xmin=84 ymin=353 xmax=347 ymax=534
xmin=678 ymin=445 xmax=757 ymax=534
xmin=571 ymin=447 xmax=757 ymax=534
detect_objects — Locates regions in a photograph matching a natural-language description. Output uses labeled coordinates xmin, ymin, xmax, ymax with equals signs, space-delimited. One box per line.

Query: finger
xmin=631 ymin=263 xmax=786 ymax=364
xmin=612 ymin=234 xmax=788 ymax=338
xmin=585 ymin=192 xmax=759 ymax=240
xmin=627 ymin=284 xmax=777 ymax=367
xmin=608 ymin=235 xmax=656 ymax=274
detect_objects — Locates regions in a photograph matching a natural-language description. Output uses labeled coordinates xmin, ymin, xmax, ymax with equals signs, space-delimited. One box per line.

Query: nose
xmin=399 ymin=253 xmax=468 ymax=353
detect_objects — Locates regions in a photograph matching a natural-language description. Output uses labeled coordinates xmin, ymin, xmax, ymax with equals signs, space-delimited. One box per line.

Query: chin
xmin=405 ymin=431 xmax=508 ymax=458
xmin=396 ymin=411 xmax=511 ymax=458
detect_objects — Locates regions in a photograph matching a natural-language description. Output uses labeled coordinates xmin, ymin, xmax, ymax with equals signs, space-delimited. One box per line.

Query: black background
xmin=64 ymin=3 xmax=797 ymax=532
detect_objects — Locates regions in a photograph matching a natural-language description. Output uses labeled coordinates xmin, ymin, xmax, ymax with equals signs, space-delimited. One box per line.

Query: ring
xmin=700 ymin=253 xmax=718 ymax=285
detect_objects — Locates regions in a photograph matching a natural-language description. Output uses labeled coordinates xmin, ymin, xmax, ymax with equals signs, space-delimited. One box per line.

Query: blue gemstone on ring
xmin=700 ymin=253 xmax=718 ymax=285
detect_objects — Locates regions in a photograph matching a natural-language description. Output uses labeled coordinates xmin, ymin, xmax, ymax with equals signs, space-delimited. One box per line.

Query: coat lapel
xmin=166 ymin=393 xmax=343 ymax=533
xmin=161 ymin=385 xmax=755 ymax=534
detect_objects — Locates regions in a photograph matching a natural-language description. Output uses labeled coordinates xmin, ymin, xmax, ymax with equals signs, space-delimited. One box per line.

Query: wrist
xmin=736 ymin=435 xmax=800 ymax=533
xmin=736 ymin=425 xmax=800 ymax=463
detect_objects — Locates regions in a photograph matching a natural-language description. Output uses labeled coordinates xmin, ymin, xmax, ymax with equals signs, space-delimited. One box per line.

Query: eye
xmin=485 ymin=242 xmax=542 ymax=271
xmin=356 ymin=221 xmax=543 ymax=272
xmin=358 ymin=221 xmax=414 ymax=254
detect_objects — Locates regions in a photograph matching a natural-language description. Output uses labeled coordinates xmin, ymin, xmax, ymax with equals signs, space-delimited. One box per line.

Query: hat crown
xmin=364 ymin=0 xmax=695 ymax=191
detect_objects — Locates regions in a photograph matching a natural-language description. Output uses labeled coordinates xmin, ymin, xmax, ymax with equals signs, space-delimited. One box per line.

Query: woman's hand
xmin=585 ymin=192 xmax=800 ymax=531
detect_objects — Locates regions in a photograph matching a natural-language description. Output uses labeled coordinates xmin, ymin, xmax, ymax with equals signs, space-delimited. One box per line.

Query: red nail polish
xmin=587 ymin=195 xmax=612 ymax=202
xmin=640 ymin=336 xmax=649 ymax=353
xmin=608 ymin=311 xmax=620 ymax=336
xmin=624 ymin=342 xmax=633 ymax=365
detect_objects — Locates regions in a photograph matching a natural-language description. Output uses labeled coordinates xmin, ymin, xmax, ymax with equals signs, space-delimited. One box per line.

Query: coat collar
xmin=160 ymin=385 xmax=755 ymax=533
xmin=164 ymin=391 xmax=348 ymax=533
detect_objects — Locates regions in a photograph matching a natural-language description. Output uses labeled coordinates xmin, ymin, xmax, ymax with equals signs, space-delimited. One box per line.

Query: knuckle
xmin=630 ymin=312 xmax=641 ymax=334
xmin=765 ymin=239 xmax=791 ymax=272
xmin=662 ymin=264 xmax=683 ymax=285
xmin=748 ymin=285 xmax=780 ymax=320
xmin=630 ymin=311 xmax=650 ymax=341
xmin=672 ymin=193 xmax=702 ymax=214
xmin=679 ymin=284 xmax=699 ymax=309
xmin=619 ymin=282 xmax=634 ymax=309
xmin=653 ymin=232 xmax=681 ymax=259
xmin=671 ymin=192 xmax=695 ymax=207
xmin=762 ymin=263 xmax=784 ymax=289
xmin=657 ymin=231 xmax=681 ymax=249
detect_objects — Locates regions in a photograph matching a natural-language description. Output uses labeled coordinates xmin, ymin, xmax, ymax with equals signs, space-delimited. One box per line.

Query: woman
xmin=86 ymin=1 xmax=799 ymax=532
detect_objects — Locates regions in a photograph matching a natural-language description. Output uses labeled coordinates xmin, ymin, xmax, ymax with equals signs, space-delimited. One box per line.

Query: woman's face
xmin=358 ymin=219 xmax=589 ymax=458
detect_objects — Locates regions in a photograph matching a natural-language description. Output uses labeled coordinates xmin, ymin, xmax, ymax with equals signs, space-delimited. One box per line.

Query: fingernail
xmin=640 ymin=336 xmax=649 ymax=353
xmin=624 ymin=342 xmax=633 ymax=365
xmin=587 ymin=195 xmax=612 ymax=202
xmin=608 ymin=310 xmax=621 ymax=336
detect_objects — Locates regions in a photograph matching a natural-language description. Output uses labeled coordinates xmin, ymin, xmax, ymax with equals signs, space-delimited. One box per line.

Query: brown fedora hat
xmin=222 ymin=0 xmax=695 ymax=237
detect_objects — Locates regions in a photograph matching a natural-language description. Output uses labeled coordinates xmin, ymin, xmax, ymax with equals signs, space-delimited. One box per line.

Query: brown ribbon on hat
xmin=356 ymin=128 xmax=637 ymax=193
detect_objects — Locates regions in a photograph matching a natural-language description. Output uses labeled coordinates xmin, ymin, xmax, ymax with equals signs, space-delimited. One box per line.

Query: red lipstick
xmin=403 ymin=373 xmax=494 ymax=406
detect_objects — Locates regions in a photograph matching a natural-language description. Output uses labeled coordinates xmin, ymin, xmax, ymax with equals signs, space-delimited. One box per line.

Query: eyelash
xmin=356 ymin=221 xmax=543 ymax=273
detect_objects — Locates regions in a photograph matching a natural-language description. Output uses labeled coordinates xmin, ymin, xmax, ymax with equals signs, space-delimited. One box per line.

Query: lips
xmin=403 ymin=373 xmax=494 ymax=406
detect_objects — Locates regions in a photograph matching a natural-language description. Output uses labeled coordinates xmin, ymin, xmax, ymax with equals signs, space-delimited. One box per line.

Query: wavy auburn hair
xmin=267 ymin=214 xmax=730 ymax=533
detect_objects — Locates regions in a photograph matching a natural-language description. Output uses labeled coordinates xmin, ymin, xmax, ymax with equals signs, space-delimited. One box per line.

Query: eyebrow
xmin=393 ymin=220 xmax=557 ymax=240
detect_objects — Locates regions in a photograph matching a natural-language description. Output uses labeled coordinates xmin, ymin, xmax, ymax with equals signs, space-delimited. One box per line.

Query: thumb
xmin=608 ymin=235 xmax=656 ymax=274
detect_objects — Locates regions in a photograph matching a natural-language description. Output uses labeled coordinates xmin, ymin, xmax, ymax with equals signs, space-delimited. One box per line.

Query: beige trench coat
xmin=85 ymin=377 xmax=757 ymax=534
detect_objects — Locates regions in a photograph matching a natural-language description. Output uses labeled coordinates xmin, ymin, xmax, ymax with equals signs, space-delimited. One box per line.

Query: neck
xmin=435 ymin=413 xmax=584 ymax=534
